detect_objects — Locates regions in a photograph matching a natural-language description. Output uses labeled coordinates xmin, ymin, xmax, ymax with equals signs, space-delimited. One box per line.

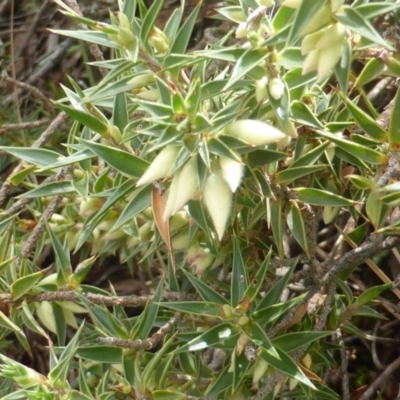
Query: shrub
xmin=1 ymin=0 xmax=400 ymax=399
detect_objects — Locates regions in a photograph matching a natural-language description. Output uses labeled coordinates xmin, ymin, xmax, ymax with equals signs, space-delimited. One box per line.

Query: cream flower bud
xmin=301 ymin=30 xmax=324 ymax=55
xmin=256 ymin=77 xmax=268 ymax=103
xmin=163 ymin=158 xmax=199 ymax=220
xmin=203 ymin=167 xmax=232 ymax=240
xmin=289 ymin=377 xmax=300 ymax=390
xmin=235 ymin=22 xmax=248 ymax=39
xmin=281 ymin=0 xmax=302 ymax=8
xmin=225 ymin=119 xmax=286 ymax=146
xmin=302 ymin=48 xmax=320 ymax=75
xmin=137 ymin=146 xmax=179 ymax=187
xmin=219 ymin=156 xmax=244 ymax=193
xmin=317 ymin=41 xmax=344 ymax=79
xmin=136 ymin=88 xmax=160 ymax=101
xmin=301 ymin=354 xmax=312 ymax=369
xmin=149 ymin=27 xmax=169 ymax=53
xmin=79 ymin=197 xmax=103 ymax=218
xmin=315 ymin=23 xmax=346 ymax=50
xmin=256 ymin=0 xmax=275 ymax=7
xmin=300 ymin=5 xmax=331 ymax=36
xmin=268 ymin=77 xmax=285 ymax=100
xmin=323 ymin=205 xmax=340 ymax=224
xmin=186 ymin=242 xmax=215 ymax=275
xmin=0 ymin=355 xmax=47 ymax=388
xmin=253 ymin=358 xmax=269 ymax=384
xmin=36 ymin=301 xmax=57 ymax=333
xmin=128 ymin=73 xmax=154 ymax=89
xmin=330 ymin=0 xmax=344 ymax=13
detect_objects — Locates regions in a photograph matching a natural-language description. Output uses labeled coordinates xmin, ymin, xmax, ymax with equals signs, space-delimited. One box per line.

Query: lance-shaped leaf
xmin=81 ymin=140 xmax=149 ymax=178
xmin=295 ymin=188 xmax=356 ymax=207
xmin=389 ymin=86 xmax=400 ymax=147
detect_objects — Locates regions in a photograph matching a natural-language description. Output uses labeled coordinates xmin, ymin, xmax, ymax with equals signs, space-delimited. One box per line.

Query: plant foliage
xmin=1 ymin=0 xmax=400 ymax=399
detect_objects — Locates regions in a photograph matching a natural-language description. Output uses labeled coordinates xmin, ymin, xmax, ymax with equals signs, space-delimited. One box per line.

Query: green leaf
xmin=272 ymin=331 xmax=333 ymax=352
xmin=389 ymin=86 xmax=400 ymax=146
xmin=19 ymin=182 xmax=76 ymax=198
xmin=182 ymin=269 xmax=228 ymax=305
xmin=48 ymin=323 xmax=84 ymax=385
xmin=159 ymin=301 xmax=222 ymax=318
xmin=75 ymin=180 xmax=136 ymax=250
xmin=286 ymin=202 xmax=309 ymax=254
xmin=276 ymin=165 xmax=325 ymax=184
xmin=49 ymin=30 xmax=119 ymax=48
xmin=170 ymin=1 xmax=200 ymax=55
xmin=270 ymin=199 xmax=284 ymax=259
xmin=47 ymin=221 xmax=72 ymax=279
xmin=335 ymin=7 xmax=393 ymax=50
xmin=334 ymin=40 xmax=351 ymax=94
xmin=354 ymin=2 xmax=400 ymax=19
xmin=354 ymin=283 xmax=392 ymax=309
xmin=205 ymin=365 xmax=233 ymax=397
xmin=259 ymin=347 xmax=316 ymax=389
xmin=256 ymin=260 xmax=297 ymax=311
xmin=242 ymin=251 xmax=271 ymax=303
xmin=56 ymin=103 xmax=109 ymax=135
xmin=253 ymin=296 xmax=304 ymax=326
xmin=140 ymin=0 xmax=163 ymax=44
xmin=317 ymin=130 xmax=385 ymax=164
xmin=112 ymin=184 xmax=152 ymax=231
xmin=226 ymin=48 xmax=269 ymax=89
xmin=366 ymin=189 xmax=390 ymax=229
xmin=174 ymin=323 xmax=239 ymax=354
xmin=152 ymin=391 xmax=186 ymax=400
xmin=187 ymin=200 xmax=213 ymax=239
xmin=291 ymin=141 xmax=330 ymax=168
xmin=245 ymin=321 xmax=280 ymax=359
xmin=232 ymin=351 xmax=252 ymax=392
xmin=291 ymin=101 xmax=324 ymax=129
xmin=77 ymin=346 xmax=123 ymax=363
xmin=296 ymin=188 xmax=356 ymax=207
xmin=164 ymin=2 xmax=184 ymax=42
xmin=11 ymin=269 xmax=49 ymax=300
xmin=81 ymin=140 xmax=149 ymax=178
xmin=338 ymin=95 xmax=387 ymax=142
xmin=232 ymin=238 xmax=249 ymax=307
xmin=0 ymin=310 xmax=25 ymax=335
xmin=246 ymin=149 xmax=287 ymax=167
xmin=354 ymin=57 xmax=387 ymax=89
xmin=348 ymin=174 xmax=376 ymax=190
xmin=0 ymin=147 xmax=61 ymax=167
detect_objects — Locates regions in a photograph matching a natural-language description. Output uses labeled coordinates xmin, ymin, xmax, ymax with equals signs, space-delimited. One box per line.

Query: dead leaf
xmin=152 ymin=185 xmax=176 ymax=272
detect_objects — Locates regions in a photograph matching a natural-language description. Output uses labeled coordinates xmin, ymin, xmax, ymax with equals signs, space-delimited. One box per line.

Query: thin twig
xmin=0 ymin=112 xmax=67 ymax=209
xmin=0 ymin=290 xmax=191 ymax=306
xmin=336 ymin=328 xmax=350 ymax=400
xmin=358 ymin=354 xmax=400 ymax=400
xmin=0 ymin=118 xmax=52 ymax=134
xmin=97 ymin=312 xmax=182 ymax=350
xmin=0 ymin=71 xmax=56 ymax=116
xmin=62 ymin=0 xmax=108 ymax=77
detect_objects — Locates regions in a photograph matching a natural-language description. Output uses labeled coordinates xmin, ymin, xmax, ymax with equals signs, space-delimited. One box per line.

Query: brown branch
xmin=97 ymin=312 xmax=182 ymax=350
xmin=0 ymin=118 xmax=52 ymax=134
xmin=0 ymin=112 xmax=67 ymax=208
xmin=0 ymin=290 xmax=190 ymax=307
xmin=1 ymin=71 xmax=56 ymax=117
xmin=358 ymin=354 xmax=400 ymax=400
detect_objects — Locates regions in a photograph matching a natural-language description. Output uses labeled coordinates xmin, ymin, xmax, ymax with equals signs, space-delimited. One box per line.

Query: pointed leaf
xmin=389 ymin=87 xmax=400 ymax=146
xmin=81 ymin=140 xmax=149 ymax=178
xmin=297 ymin=187 xmax=356 ymax=208
xmin=335 ymin=7 xmax=393 ymax=50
